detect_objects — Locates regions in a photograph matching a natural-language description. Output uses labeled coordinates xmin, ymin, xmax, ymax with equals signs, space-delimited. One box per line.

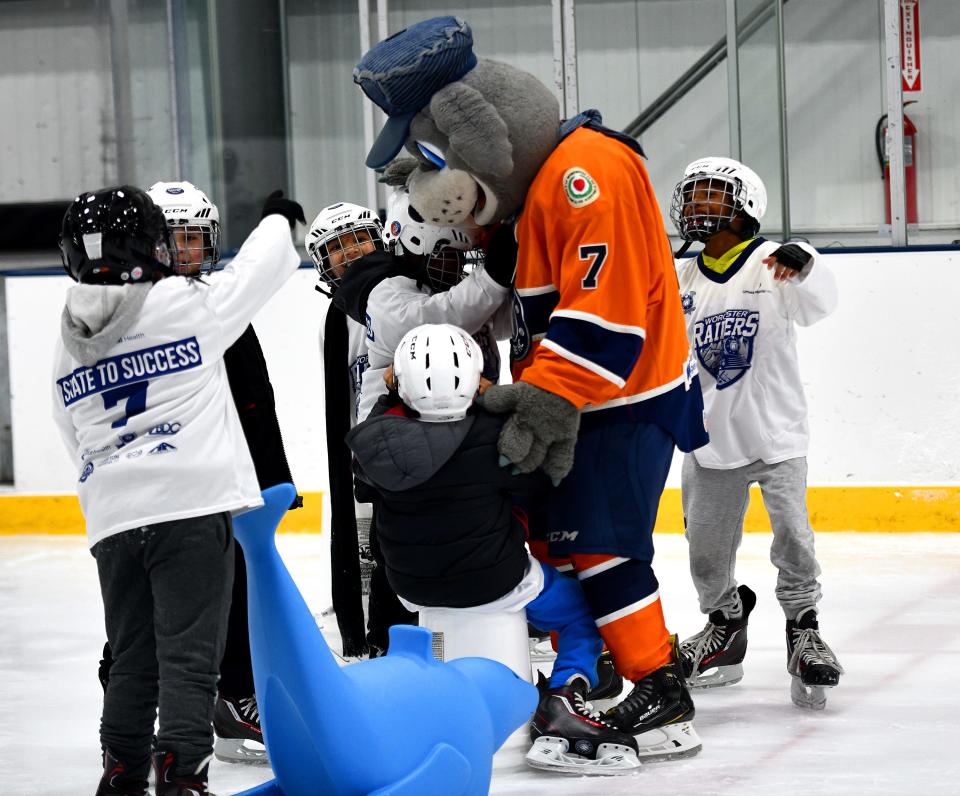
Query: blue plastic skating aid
xmin=231 ymin=484 xmax=538 ymax=796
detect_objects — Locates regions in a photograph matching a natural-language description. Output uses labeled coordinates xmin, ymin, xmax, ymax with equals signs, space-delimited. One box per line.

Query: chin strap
xmin=673 ymin=240 xmax=694 ymax=259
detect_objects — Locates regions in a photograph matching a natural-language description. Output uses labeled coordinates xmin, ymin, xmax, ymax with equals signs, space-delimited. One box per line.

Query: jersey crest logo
xmin=79 ymin=461 xmax=94 ymax=483
xmin=510 ymin=292 xmax=531 ymax=362
xmin=563 ymin=168 xmax=600 ymax=208
xmin=693 ymin=309 xmax=759 ymax=390
xmin=681 ymin=290 xmax=697 ymax=315
xmin=390 ymin=220 xmax=401 ymax=237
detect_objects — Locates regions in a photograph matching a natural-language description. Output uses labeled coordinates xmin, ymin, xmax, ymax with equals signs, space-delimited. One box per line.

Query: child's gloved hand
xmin=261 ymin=190 xmax=306 ymax=229
xmin=764 ymin=243 xmax=812 ymax=282
xmin=480 ymin=382 xmax=580 ymax=485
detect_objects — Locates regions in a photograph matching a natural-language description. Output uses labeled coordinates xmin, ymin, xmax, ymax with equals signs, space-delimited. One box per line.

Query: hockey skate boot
xmin=153 ymin=750 xmax=215 ymax=795
xmin=526 ymin=675 xmax=641 ymax=774
xmin=605 ymin=638 xmax=701 ymax=762
xmin=680 ymin=584 xmax=757 ymax=689
xmin=95 ymin=748 xmax=149 ymax=796
xmin=586 ymin=650 xmax=625 ymax=704
xmin=213 ymin=693 xmax=267 ymax=765
xmin=786 ymin=608 xmax=844 ymax=710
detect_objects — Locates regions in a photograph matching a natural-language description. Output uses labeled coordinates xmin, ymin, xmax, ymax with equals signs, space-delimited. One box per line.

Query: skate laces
xmin=571 ymin=689 xmax=607 ymax=723
xmin=238 ymin=695 xmax=260 ymax=723
xmin=681 ymin=622 xmax=726 ymax=669
xmin=788 ymin=627 xmax=844 ymax=675
xmin=609 ymin=675 xmax=656 ymax=720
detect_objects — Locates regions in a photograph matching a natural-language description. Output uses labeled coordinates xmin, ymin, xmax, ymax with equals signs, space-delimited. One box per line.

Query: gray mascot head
xmin=354 ymin=16 xmax=560 ymax=225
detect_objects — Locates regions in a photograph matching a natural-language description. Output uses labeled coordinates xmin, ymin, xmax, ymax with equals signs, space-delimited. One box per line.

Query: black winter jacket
xmin=345 ymin=401 xmax=547 ymax=608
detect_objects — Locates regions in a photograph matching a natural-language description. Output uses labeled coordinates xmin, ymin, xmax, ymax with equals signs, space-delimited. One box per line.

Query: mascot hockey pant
xmin=681 ymin=454 xmax=822 ymax=620
xmin=93 ymin=513 xmax=234 ymax=773
xmin=529 ymin=418 xmax=676 ymax=682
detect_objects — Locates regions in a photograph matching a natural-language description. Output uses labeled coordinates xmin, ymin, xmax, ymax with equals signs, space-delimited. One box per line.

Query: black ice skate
xmin=605 ymin=638 xmax=702 ymax=762
xmin=213 ymin=693 xmax=268 ymax=765
xmin=526 ymin=675 xmax=641 ymax=775
xmin=153 ymin=750 xmax=215 ymax=796
xmin=586 ymin=650 xmax=625 ymax=704
xmin=95 ymin=747 xmax=149 ymax=796
xmin=786 ymin=608 xmax=844 ymax=710
xmin=680 ymin=584 xmax=757 ymax=689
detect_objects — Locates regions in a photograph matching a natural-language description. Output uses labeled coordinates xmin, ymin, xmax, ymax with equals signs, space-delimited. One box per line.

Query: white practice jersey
xmin=677 ymin=238 xmax=838 ymax=469
xmin=319 ymin=311 xmax=370 ymax=427
xmin=52 ymin=215 xmax=300 ymax=547
xmin=357 ymin=265 xmax=510 ymax=422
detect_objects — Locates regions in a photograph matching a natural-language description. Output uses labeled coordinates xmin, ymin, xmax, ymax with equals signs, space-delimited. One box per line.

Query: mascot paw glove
xmin=481 ymin=382 xmax=579 ymax=483
xmin=261 ymin=189 xmax=306 ymax=229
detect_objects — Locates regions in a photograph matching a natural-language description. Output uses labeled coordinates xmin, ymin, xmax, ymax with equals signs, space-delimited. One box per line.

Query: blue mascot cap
xmin=354 ymin=16 xmax=477 ymax=170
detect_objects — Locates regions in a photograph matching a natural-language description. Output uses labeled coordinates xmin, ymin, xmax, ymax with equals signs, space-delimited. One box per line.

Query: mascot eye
xmin=416 ymin=141 xmax=446 ymax=169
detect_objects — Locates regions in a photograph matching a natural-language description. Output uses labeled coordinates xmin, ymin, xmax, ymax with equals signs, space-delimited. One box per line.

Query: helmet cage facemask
xmin=424 ymin=245 xmax=483 ymax=292
xmin=670 ymin=173 xmax=749 ymax=243
xmin=308 ymin=221 xmax=385 ymax=288
xmin=167 ymin=220 xmax=221 ymax=275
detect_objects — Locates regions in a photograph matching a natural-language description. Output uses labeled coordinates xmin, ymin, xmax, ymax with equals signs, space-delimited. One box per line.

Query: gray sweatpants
xmin=93 ymin=513 xmax=234 ymax=775
xmin=681 ymin=455 xmax=822 ymax=620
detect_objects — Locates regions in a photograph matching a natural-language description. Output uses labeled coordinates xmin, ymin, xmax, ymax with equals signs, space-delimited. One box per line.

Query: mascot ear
xmin=378 ymin=157 xmax=420 ymax=186
xmin=429 ymin=82 xmax=514 ymax=178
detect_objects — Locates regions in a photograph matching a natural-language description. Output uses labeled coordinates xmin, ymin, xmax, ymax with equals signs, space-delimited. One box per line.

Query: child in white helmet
xmin=345 ymin=323 xmax=642 ymax=775
xmin=671 ymin=156 xmax=843 ymax=710
xmin=306 ymin=188 xmax=514 ymax=659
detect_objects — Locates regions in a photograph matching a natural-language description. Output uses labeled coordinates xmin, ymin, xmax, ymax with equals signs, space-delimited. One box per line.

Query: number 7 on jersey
xmin=579 ymin=243 xmax=608 ymax=289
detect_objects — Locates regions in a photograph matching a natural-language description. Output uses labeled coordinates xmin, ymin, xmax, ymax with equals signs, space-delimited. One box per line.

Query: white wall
xmin=5 ymin=249 xmax=957 ymax=497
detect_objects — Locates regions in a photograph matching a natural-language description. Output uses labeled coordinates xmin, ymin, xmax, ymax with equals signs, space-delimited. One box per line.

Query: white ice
xmin=2 ymin=532 xmax=958 ymax=795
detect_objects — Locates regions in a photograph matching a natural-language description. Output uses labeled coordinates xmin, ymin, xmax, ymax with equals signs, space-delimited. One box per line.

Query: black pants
xmin=93 ymin=513 xmax=234 ymax=774
xmin=366 ymin=503 xmax=416 ymax=656
xmin=100 ymin=538 xmax=254 ymax=695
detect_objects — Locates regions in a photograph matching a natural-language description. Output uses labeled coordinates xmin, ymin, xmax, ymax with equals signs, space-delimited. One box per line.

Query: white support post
xmin=562 ymin=0 xmax=579 ymax=117
xmin=725 ymin=0 xmax=741 ymax=160
xmin=358 ymin=0 xmax=378 ymax=213
xmin=883 ymin=0 xmax=908 ymax=246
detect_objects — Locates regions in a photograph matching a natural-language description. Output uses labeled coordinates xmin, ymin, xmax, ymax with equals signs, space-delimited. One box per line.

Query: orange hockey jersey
xmin=511 ymin=125 xmax=707 ymax=451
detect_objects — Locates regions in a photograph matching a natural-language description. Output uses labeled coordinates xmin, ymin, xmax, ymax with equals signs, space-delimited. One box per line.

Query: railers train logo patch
xmin=563 ymin=168 xmax=600 ymax=208
xmin=693 ymin=309 xmax=760 ymax=389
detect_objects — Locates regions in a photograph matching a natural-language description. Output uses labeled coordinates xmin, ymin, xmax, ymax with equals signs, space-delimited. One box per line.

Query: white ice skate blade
xmin=632 ymin=721 xmax=702 ymax=762
xmin=525 ymin=737 xmax=641 ymax=775
xmin=529 ymin=638 xmax=558 ymax=662
xmin=213 ymin=737 xmax=268 ymax=765
xmin=688 ymin=662 xmax=744 ymax=690
xmin=791 ymin=676 xmax=830 ymax=710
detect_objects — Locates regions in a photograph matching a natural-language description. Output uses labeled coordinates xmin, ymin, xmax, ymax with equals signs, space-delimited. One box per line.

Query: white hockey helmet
xmin=393 ymin=323 xmax=483 ymax=423
xmin=305 ymin=201 xmax=385 ymax=291
xmin=382 ymin=188 xmax=482 ymax=292
xmin=669 ymin=157 xmax=767 ymax=242
xmin=146 ymin=181 xmax=220 ymax=274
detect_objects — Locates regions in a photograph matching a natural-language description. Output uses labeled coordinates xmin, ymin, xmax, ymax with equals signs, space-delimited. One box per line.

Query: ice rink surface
xmin=1 ymin=531 xmax=957 ymax=795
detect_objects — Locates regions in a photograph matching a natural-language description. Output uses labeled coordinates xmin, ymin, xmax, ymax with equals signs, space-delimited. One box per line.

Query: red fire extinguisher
xmin=875 ymin=101 xmax=918 ymax=225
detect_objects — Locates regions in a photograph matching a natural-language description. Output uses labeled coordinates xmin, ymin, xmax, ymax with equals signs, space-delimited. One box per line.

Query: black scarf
xmin=323 ymin=304 xmax=367 ymax=657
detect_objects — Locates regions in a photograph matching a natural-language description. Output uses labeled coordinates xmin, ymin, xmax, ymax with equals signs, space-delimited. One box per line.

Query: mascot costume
xmin=355 ymin=16 xmax=709 ymax=764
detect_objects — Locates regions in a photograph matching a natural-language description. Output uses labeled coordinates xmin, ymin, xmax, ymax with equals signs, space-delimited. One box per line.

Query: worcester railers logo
xmin=693 ymin=309 xmax=760 ymax=389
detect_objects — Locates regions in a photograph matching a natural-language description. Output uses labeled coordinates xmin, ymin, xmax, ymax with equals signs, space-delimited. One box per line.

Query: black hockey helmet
xmin=59 ymin=185 xmax=177 ymax=285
